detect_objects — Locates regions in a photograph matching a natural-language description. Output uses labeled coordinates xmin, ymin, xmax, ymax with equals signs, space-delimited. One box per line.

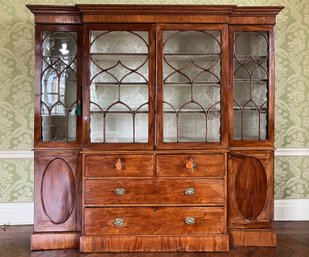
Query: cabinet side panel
xmin=228 ymin=151 xmax=274 ymax=229
xmin=34 ymin=150 xmax=81 ymax=232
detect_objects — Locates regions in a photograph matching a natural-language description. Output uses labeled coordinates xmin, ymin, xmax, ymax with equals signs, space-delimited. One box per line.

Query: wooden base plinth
xmin=31 ymin=232 xmax=80 ymax=250
xmin=229 ymin=230 xmax=277 ymax=247
xmin=80 ymin=235 xmax=229 ymax=252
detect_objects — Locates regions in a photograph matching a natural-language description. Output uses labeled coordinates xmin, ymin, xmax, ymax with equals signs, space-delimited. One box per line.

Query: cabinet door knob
xmin=184 ymin=187 xmax=196 ymax=196
xmin=185 ymin=158 xmax=197 ymax=172
xmin=184 ymin=217 xmax=196 ymax=225
xmin=115 ymin=158 xmax=125 ymax=171
xmin=113 ymin=188 xmax=126 ymax=196
xmin=113 ymin=218 xmax=124 ymax=226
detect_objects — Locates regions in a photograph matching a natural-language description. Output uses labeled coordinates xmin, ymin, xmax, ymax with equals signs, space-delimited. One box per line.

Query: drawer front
xmin=84 ymin=179 xmax=224 ymax=205
xmin=156 ymin=154 xmax=225 ymax=177
xmin=84 ymin=207 xmax=225 ymax=235
xmin=85 ymin=155 xmax=154 ymax=177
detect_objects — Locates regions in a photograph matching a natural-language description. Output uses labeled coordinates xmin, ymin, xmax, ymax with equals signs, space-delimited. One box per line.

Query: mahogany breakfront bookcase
xmin=27 ymin=4 xmax=283 ymax=252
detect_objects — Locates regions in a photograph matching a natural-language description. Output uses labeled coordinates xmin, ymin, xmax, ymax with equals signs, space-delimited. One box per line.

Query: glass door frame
xmin=228 ymin=25 xmax=275 ymax=147
xmin=156 ymin=23 xmax=229 ymax=150
xmin=34 ymin=24 xmax=83 ymax=149
xmin=82 ymin=23 xmax=156 ymax=150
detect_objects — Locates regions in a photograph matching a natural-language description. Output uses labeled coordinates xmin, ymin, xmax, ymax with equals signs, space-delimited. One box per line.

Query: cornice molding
xmin=27 ymin=5 xmax=79 ymax=16
xmin=26 ymin=5 xmax=81 ymax=24
xmin=76 ymin=4 xmax=237 ymax=16
xmin=26 ymin=4 xmax=284 ymax=19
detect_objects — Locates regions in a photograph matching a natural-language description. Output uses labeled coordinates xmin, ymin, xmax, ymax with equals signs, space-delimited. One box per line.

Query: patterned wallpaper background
xmin=0 ymin=0 xmax=308 ymax=202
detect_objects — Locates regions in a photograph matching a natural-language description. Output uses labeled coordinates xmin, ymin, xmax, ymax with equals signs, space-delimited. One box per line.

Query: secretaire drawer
xmin=84 ymin=178 xmax=224 ymax=205
xmin=84 ymin=207 xmax=225 ymax=235
xmin=156 ymin=154 xmax=225 ymax=177
xmin=84 ymin=155 xmax=154 ymax=177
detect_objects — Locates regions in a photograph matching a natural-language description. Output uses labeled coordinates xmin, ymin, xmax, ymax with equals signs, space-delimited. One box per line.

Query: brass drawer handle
xmin=184 ymin=187 xmax=196 ymax=196
xmin=185 ymin=158 xmax=197 ymax=172
xmin=184 ymin=217 xmax=196 ymax=225
xmin=115 ymin=158 xmax=125 ymax=171
xmin=113 ymin=218 xmax=124 ymax=226
xmin=113 ymin=188 xmax=126 ymax=196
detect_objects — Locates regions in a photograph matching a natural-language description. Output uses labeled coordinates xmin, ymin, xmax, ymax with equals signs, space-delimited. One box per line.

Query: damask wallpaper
xmin=0 ymin=0 xmax=308 ymax=202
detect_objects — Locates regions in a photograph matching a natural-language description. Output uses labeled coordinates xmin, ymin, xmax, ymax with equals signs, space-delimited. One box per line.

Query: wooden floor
xmin=1 ymin=222 xmax=308 ymax=257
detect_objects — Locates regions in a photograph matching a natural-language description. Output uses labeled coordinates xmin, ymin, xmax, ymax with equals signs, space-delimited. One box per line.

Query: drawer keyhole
xmin=115 ymin=158 xmax=125 ymax=171
xmin=185 ymin=158 xmax=197 ymax=172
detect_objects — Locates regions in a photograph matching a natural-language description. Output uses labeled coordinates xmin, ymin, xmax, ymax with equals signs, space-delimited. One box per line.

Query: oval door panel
xmin=41 ymin=158 xmax=76 ymax=224
xmin=235 ymin=156 xmax=267 ymax=221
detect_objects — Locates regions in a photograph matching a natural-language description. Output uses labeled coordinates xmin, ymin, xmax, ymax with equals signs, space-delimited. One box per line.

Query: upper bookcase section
xmin=27 ymin=5 xmax=283 ymax=25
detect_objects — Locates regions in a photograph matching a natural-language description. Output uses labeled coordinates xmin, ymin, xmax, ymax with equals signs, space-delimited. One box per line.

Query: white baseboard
xmin=274 ymin=199 xmax=309 ymax=221
xmin=0 ymin=203 xmax=34 ymax=225
xmin=0 ymin=200 xmax=308 ymax=225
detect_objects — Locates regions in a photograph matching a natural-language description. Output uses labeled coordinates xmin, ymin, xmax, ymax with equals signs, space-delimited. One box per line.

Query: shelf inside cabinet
xmin=164 ymin=82 xmax=221 ymax=86
xmin=234 ymin=55 xmax=268 ymax=59
xmin=233 ymin=107 xmax=267 ymax=111
xmin=94 ymin=82 xmax=148 ymax=86
xmin=234 ymin=79 xmax=268 ymax=82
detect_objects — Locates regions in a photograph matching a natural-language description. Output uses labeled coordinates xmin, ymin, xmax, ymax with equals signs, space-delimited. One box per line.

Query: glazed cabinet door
xmin=229 ymin=26 xmax=275 ymax=147
xmin=157 ymin=24 xmax=228 ymax=149
xmin=83 ymin=24 xmax=155 ymax=150
xmin=34 ymin=25 xmax=82 ymax=148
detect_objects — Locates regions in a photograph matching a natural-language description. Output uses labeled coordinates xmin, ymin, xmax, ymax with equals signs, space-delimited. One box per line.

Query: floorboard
xmin=0 ymin=222 xmax=308 ymax=257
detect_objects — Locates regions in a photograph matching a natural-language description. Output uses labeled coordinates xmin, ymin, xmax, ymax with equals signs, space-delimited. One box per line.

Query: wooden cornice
xmin=26 ymin=5 xmax=81 ymax=24
xmin=232 ymin=6 xmax=284 ymax=16
xmin=75 ymin=4 xmax=237 ymax=16
xmin=26 ymin=4 xmax=284 ymax=25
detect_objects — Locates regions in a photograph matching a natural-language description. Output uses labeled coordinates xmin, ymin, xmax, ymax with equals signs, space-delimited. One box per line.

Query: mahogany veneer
xmin=27 ymin=3 xmax=283 ymax=252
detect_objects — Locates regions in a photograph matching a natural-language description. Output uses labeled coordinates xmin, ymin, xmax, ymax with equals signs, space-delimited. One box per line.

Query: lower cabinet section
xmin=31 ymin=150 xmax=81 ymax=250
xmin=81 ymin=152 xmax=229 ymax=252
xmin=228 ymin=151 xmax=274 ymax=229
xmin=228 ymin=151 xmax=276 ymax=246
xmin=30 ymin=150 xmax=276 ymax=251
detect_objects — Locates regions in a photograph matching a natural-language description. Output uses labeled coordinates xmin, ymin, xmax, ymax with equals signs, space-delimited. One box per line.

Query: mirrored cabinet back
xmin=27 ymin=4 xmax=283 ymax=252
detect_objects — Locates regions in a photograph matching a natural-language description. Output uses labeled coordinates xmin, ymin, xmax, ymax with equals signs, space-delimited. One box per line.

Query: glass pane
xmin=162 ymin=30 xmax=222 ymax=143
xmin=233 ymin=31 xmax=269 ymax=140
xmin=135 ymin=112 xmax=148 ymax=143
xmin=178 ymin=113 xmax=206 ymax=142
xmin=89 ymin=30 xmax=149 ymax=143
xmin=40 ymin=31 xmax=78 ymax=142
xmin=105 ymin=113 xmax=133 ymax=143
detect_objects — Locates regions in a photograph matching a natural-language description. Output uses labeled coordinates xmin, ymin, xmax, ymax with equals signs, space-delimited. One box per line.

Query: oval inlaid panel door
xmin=235 ymin=156 xmax=267 ymax=221
xmin=41 ymin=158 xmax=76 ymax=224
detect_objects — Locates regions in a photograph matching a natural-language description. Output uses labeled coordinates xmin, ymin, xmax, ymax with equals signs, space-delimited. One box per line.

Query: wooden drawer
xmin=84 ymin=155 xmax=154 ymax=177
xmin=84 ymin=179 xmax=224 ymax=205
xmin=156 ymin=154 xmax=225 ymax=177
xmin=84 ymin=207 xmax=225 ymax=235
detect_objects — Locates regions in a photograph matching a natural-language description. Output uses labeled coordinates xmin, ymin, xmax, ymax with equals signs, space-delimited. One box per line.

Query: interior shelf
xmin=94 ymin=82 xmax=148 ymax=86
xmin=164 ymin=82 xmax=221 ymax=85
xmin=234 ymin=55 xmax=268 ymax=59
xmin=234 ymin=79 xmax=268 ymax=82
